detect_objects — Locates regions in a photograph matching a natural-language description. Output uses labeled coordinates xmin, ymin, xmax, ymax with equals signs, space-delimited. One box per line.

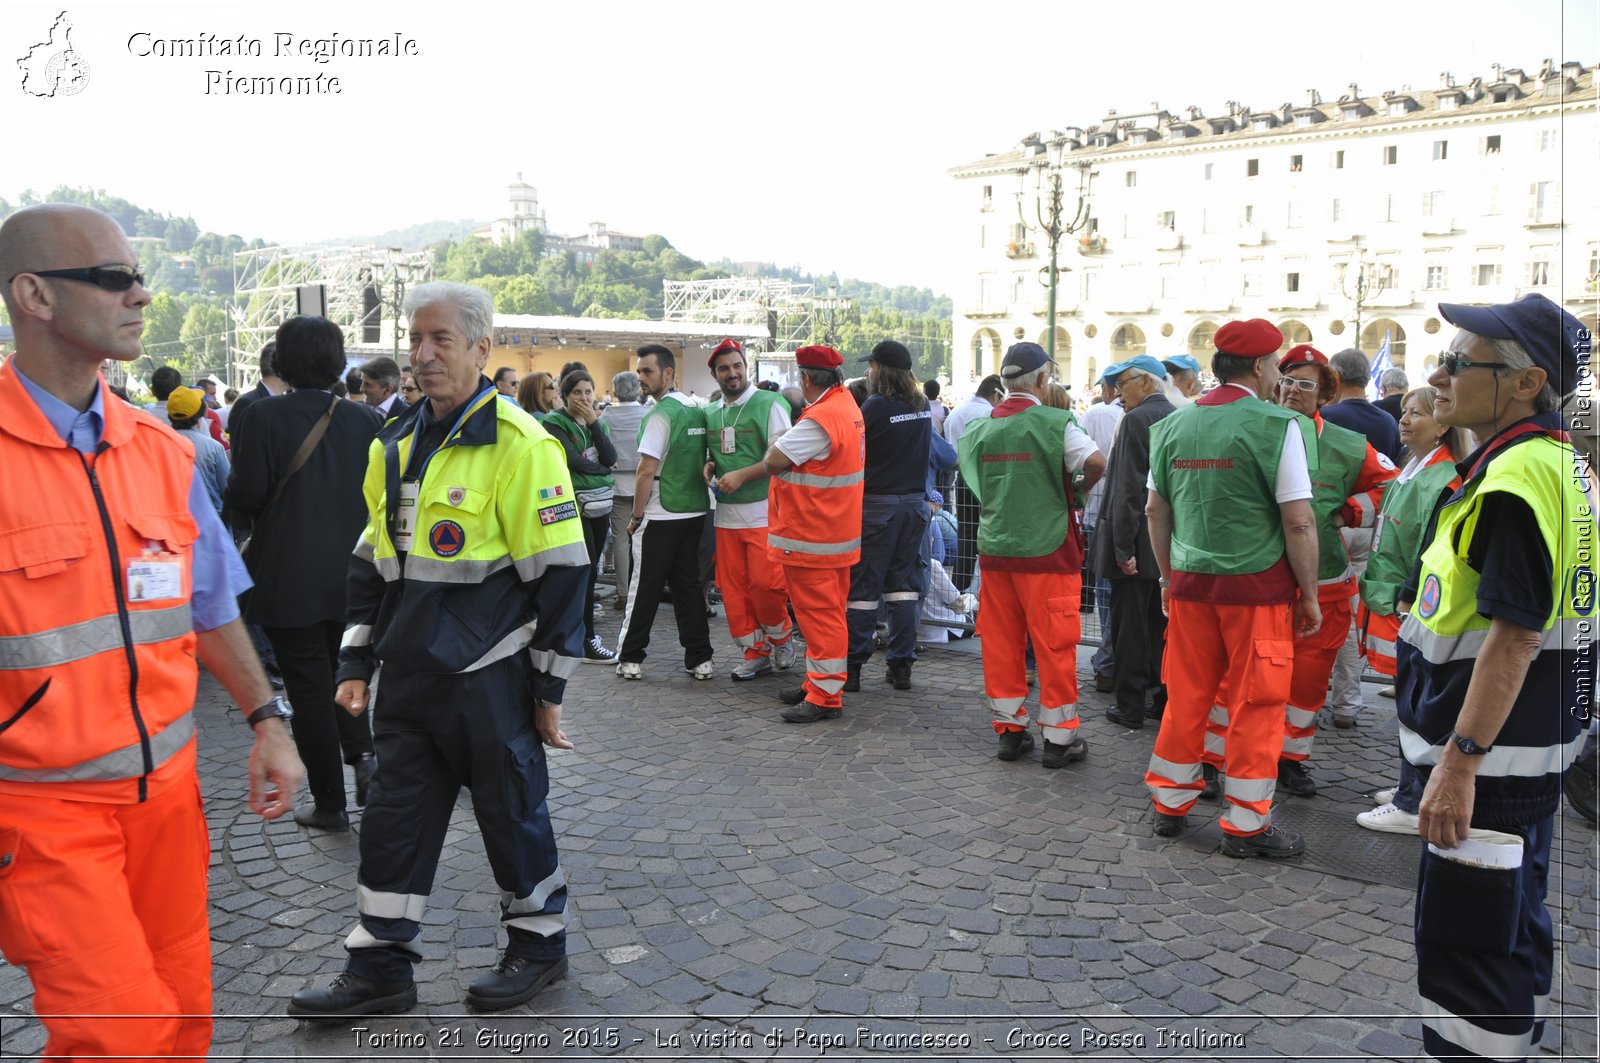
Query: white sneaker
xmin=771 ymin=639 xmax=796 ymax=672
xmin=1356 ymin=802 xmax=1418 ymax=834
xmin=732 ymin=656 xmax=773 ymax=681
xmin=615 ymin=661 xmax=643 ymax=680
xmin=689 ymin=660 xmax=714 ymax=681
xmin=1373 ymin=787 xmax=1397 ymax=805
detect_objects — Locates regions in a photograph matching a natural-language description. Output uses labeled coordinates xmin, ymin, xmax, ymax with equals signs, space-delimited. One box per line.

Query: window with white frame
xmin=1483 ymin=134 xmax=1501 ymax=154
xmin=1013 ymin=273 xmax=1027 ymax=302
xmin=1156 ymin=210 xmax=1176 ymax=230
xmin=1432 ymin=140 xmax=1449 ymax=161
xmin=1331 ymin=149 xmax=1345 ymax=169
xmin=1204 ymin=161 xmax=1214 ymax=181
xmin=1286 ymin=271 xmax=1301 ymax=292
xmin=1125 ymin=170 xmax=1137 ymax=188
xmin=978 ymin=224 xmax=986 ymax=248
xmin=1286 ymin=201 xmax=1303 ymax=228
xmin=1538 ymin=129 xmax=1558 ymax=151
xmin=1474 ymin=262 xmax=1501 ymax=286
xmin=1529 ymin=181 xmax=1559 ymax=223
xmin=1422 ymin=190 xmax=1446 ymax=217
xmin=1527 ymin=258 xmax=1551 ymax=287
xmin=1382 ymin=145 xmax=1398 ymax=165
xmin=1425 ymin=264 xmax=1447 ymax=289
xmin=1242 ymin=259 xmax=1262 ymax=296
xmin=1482 ymin=185 xmax=1501 ymax=215
xmin=1082 ymin=270 xmax=1097 ymax=302
xmin=981 ymin=184 xmax=993 ymax=211
xmin=1240 ymin=204 xmax=1256 ymax=225
xmin=1202 ymin=208 xmax=1217 ymax=233
xmin=1330 ymin=198 xmax=1344 ymax=223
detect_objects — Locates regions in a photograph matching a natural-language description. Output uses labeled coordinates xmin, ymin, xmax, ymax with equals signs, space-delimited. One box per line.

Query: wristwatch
xmin=1449 ymin=731 xmax=1492 ymax=756
xmin=246 ymin=695 xmax=294 ymax=730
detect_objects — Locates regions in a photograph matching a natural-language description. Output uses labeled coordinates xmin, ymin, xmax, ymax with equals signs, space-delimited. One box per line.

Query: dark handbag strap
xmin=258 ymin=394 xmax=339 ymax=520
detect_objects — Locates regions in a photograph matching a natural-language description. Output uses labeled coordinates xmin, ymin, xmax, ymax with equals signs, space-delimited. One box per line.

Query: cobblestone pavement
xmin=3 ymin=604 xmax=1596 ymax=1061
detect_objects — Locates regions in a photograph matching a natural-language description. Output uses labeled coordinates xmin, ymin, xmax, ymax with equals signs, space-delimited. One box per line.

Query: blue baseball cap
xmin=1161 ymin=354 xmax=1202 ymax=374
xmin=1000 ymin=341 xmax=1054 ymax=379
xmin=1101 ymin=355 xmax=1169 ymax=385
xmin=1439 ymin=293 xmax=1590 ymax=396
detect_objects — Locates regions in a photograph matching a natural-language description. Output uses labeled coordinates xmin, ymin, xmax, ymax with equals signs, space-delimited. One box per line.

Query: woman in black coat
xmin=225 ymin=317 xmax=383 ymax=830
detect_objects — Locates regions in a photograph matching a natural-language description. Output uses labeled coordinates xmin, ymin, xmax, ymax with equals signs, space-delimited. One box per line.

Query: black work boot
xmin=1040 ymin=734 xmax=1088 ymax=769
xmin=781 ymin=700 xmax=841 ymax=724
xmin=1200 ymin=763 xmax=1221 ymax=801
xmin=886 ymin=660 xmax=911 ymax=690
xmin=1220 ymin=823 xmax=1306 ymax=860
xmin=288 ymin=972 xmax=417 ymax=1020
xmin=352 ymin=753 xmax=377 ymax=807
xmin=1277 ymin=758 xmax=1317 ymax=797
xmin=843 ymin=662 xmax=862 ymax=692
xmin=996 ymin=729 xmax=1034 ymax=761
xmin=466 ymin=954 xmax=568 ymax=1011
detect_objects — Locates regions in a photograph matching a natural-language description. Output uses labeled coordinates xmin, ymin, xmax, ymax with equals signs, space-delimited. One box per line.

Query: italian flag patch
xmin=538 ymin=486 xmax=565 ymax=500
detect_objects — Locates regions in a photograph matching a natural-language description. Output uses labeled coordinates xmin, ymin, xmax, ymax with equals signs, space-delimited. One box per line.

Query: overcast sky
xmin=5 ymin=0 xmax=1595 ymax=293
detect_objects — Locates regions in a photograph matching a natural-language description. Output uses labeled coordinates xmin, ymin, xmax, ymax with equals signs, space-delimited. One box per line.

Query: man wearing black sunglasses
xmin=1399 ymin=293 xmax=1594 ymax=1062
xmin=0 ymin=204 xmax=304 ymax=1060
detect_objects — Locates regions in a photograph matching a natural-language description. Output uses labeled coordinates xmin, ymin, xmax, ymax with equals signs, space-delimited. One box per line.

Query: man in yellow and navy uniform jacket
xmin=1398 ymin=293 xmax=1596 ymax=1062
xmin=290 ymin=282 xmax=590 ymax=1019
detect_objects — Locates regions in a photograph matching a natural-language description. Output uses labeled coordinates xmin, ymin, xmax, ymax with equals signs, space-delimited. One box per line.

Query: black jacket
xmin=225 ymin=389 xmax=382 ymax=627
xmin=1091 ymin=392 xmax=1177 ymax=581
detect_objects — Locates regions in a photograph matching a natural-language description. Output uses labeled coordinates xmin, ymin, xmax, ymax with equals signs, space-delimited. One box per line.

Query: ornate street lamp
xmin=1017 ymin=136 xmax=1095 ymax=363
xmin=1339 ymin=239 xmax=1390 ymax=352
xmin=814 ymin=282 xmax=853 ymax=348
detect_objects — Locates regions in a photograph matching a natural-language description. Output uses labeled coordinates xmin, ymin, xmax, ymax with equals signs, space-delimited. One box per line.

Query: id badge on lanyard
xmin=720 ymin=426 xmax=737 ymax=454
xmin=396 ymin=481 xmax=420 ymax=551
xmin=127 ymin=547 xmax=183 ymax=602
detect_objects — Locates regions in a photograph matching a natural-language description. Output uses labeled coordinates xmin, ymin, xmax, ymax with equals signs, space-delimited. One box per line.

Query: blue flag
xmin=1369 ymin=330 xmax=1393 ymax=400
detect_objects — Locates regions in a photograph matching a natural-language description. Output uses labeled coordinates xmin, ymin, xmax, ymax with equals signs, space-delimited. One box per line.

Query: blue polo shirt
xmin=1322 ymin=397 xmax=1402 ymax=465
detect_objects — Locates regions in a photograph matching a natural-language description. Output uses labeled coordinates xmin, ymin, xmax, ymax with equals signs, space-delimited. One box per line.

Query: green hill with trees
xmin=1 ymin=188 xmax=951 ymax=383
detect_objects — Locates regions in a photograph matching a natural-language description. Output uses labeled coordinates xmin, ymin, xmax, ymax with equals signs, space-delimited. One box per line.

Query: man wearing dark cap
xmin=1399 ymin=293 xmax=1595 ymax=1061
xmin=723 ymin=346 xmax=864 ymax=722
xmin=701 ymin=338 xmax=796 ymax=680
xmin=958 ymin=342 xmax=1105 ymax=767
xmin=1142 ymin=319 xmax=1321 ymax=859
xmin=840 ymin=340 xmax=935 ymax=690
xmin=1091 ymin=356 xmax=1177 ymax=730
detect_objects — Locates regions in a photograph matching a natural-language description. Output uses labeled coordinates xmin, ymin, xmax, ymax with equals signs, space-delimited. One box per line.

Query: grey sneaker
xmin=732 ymin=656 xmax=773 ymax=681
xmin=615 ymin=661 xmax=643 ymax=680
xmin=771 ymin=639 xmax=796 ymax=672
xmin=688 ymin=660 xmax=714 ymax=681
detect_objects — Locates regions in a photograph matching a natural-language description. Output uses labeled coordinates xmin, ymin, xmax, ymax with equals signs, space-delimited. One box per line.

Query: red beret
xmin=795 ymin=345 xmax=843 ymax=370
xmin=1278 ymin=343 xmax=1327 ymax=371
xmin=1214 ymin=318 xmax=1283 ymax=358
xmin=707 ymin=338 xmax=744 ymax=368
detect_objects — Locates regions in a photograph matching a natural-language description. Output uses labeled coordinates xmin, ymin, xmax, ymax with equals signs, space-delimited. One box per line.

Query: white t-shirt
xmin=774 ymin=386 xmax=850 ymax=466
xmin=710 ymin=386 xmax=792 ymax=529
xmin=1145 ymin=385 xmax=1312 ymax=502
xmin=638 ymin=392 xmax=703 ymax=522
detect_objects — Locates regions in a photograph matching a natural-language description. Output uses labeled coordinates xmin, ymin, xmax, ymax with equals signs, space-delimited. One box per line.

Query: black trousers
xmin=579 ymin=513 xmax=610 ymax=642
xmin=348 ymin=654 xmax=565 ymax=981
xmin=1108 ymin=578 xmax=1168 ymax=719
xmin=617 ymin=514 xmax=713 ymax=668
xmin=264 ymin=620 xmax=373 ymax=812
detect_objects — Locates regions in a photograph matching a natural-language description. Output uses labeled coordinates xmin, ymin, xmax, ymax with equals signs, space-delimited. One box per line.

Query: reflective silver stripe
xmin=374 ymin=555 xmax=401 ymax=581
xmin=513 ymin=541 xmax=593 ymax=582
xmin=504 ymin=912 xmax=567 ymax=936
xmin=1203 ymin=731 xmax=1227 ymax=757
xmin=1148 ymin=755 xmax=1200 ymax=786
xmin=1035 ymin=703 xmax=1078 ymax=728
xmin=462 ymin=624 xmax=533 ymax=674
xmin=353 ymin=537 xmax=376 ymax=563
xmin=732 ymin=630 xmax=758 ymax=649
xmin=806 ymin=656 xmax=847 ymax=673
xmin=341 ymin=624 xmax=374 ymax=650
xmin=1151 ymin=785 xmax=1197 ymax=812
xmin=527 ymin=644 xmax=581 ymax=681
xmin=1222 ymin=775 xmax=1276 ymax=802
xmin=0 ymin=710 xmax=195 ymax=783
xmin=500 ymin=868 xmax=566 ymax=914
xmin=1282 ymin=736 xmax=1315 ymax=756
xmin=768 ymin=533 xmax=861 ymax=556
xmin=1399 ymin=725 xmax=1584 ymax=778
xmin=1208 ymin=704 xmax=1229 ymax=726
xmin=775 ymin=469 xmax=864 ymax=489
xmin=357 ymin=884 xmax=428 ymax=922
xmin=406 ymin=554 xmax=513 ymax=585
xmin=989 ymin=696 xmax=1026 ymax=723
xmin=811 ymin=677 xmax=847 ymax=695
xmin=1419 ymin=994 xmax=1535 ymax=1060
xmin=761 ymin=621 xmax=792 ymax=640
xmin=345 ymin=923 xmax=424 ymax=958
xmin=884 ymin=591 xmax=920 ymax=602
xmin=1224 ymin=804 xmax=1270 ymax=833
xmin=1368 ymin=634 xmax=1397 ymax=656
xmin=0 ymin=605 xmax=192 ymax=672
xmin=1284 ymin=704 xmax=1319 ymax=729
xmin=846 ymin=600 xmax=879 ymax=610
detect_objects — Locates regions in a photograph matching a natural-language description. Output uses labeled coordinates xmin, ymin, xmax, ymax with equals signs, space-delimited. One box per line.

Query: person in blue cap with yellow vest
xmin=1143 ymin=319 xmax=1322 ymax=858
xmin=289 ymin=281 xmax=590 ymax=1019
xmin=1399 ymin=293 xmax=1596 ymax=1062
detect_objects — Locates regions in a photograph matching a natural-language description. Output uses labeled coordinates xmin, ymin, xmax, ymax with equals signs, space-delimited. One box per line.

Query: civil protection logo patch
xmin=1417 ymin=574 xmax=1442 ymax=620
xmin=429 ymin=520 xmax=465 ymax=557
xmin=1571 ymin=566 xmax=1596 ymax=617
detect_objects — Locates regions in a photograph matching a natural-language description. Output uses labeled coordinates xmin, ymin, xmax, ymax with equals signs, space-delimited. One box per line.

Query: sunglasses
xmin=1439 ymin=352 xmax=1509 ymax=376
xmin=1278 ymin=377 xmax=1319 ymax=392
xmin=11 ymin=264 xmax=145 ymax=291
xmin=401 ymin=385 xmax=421 ymax=394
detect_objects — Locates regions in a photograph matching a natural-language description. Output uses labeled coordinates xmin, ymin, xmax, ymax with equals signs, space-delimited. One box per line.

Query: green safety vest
xmin=541 ymin=411 xmax=615 ymax=492
xmin=706 ymin=389 xmax=786 ymax=505
xmin=1400 ymin=434 xmax=1596 ymax=666
xmin=957 ymin=405 xmax=1074 ymax=558
xmin=1308 ymin=418 xmax=1369 ymax=581
xmin=1150 ymin=394 xmax=1317 ymax=576
xmin=1359 ymin=453 xmax=1459 ymax=615
xmin=640 ymin=394 xmax=709 ymax=514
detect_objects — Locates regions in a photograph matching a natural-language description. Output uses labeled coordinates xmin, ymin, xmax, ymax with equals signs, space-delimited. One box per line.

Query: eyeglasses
xmin=10 ymin=264 xmax=145 ymax=291
xmin=1439 ymin=352 xmax=1509 ymax=376
xmin=1278 ymin=377 xmax=1319 ymax=392
xmin=401 ymin=385 xmax=421 ymax=395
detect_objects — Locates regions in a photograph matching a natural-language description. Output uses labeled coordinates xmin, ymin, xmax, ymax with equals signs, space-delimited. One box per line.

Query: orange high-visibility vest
xmin=0 ymin=364 xmax=199 ymax=802
xmin=768 ymin=386 xmax=865 ymax=569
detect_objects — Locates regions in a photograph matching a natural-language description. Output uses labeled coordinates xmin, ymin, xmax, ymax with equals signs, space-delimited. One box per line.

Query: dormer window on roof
xmin=1437 ymin=92 xmax=1462 ymax=111
xmin=1341 ymin=100 xmax=1373 ymax=120
xmin=1386 ymin=95 xmax=1417 ymax=116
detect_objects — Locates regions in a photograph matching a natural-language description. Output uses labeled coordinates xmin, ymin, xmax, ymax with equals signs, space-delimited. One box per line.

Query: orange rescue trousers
xmin=1357 ymin=602 xmax=1399 ymax=678
xmin=783 ymin=565 xmax=850 ymax=709
xmin=1281 ymin=585 xmax=1354 ymax=761
xmin=1147 ymin=598 xmax=1294 ymax=837
xmin=0 ymin=771 xmax=213 ymax=1062
xmin=976 ymin=568 xmax=1082 ymax=740
xmin=716 ymin=526 xmax=791 ymax=660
